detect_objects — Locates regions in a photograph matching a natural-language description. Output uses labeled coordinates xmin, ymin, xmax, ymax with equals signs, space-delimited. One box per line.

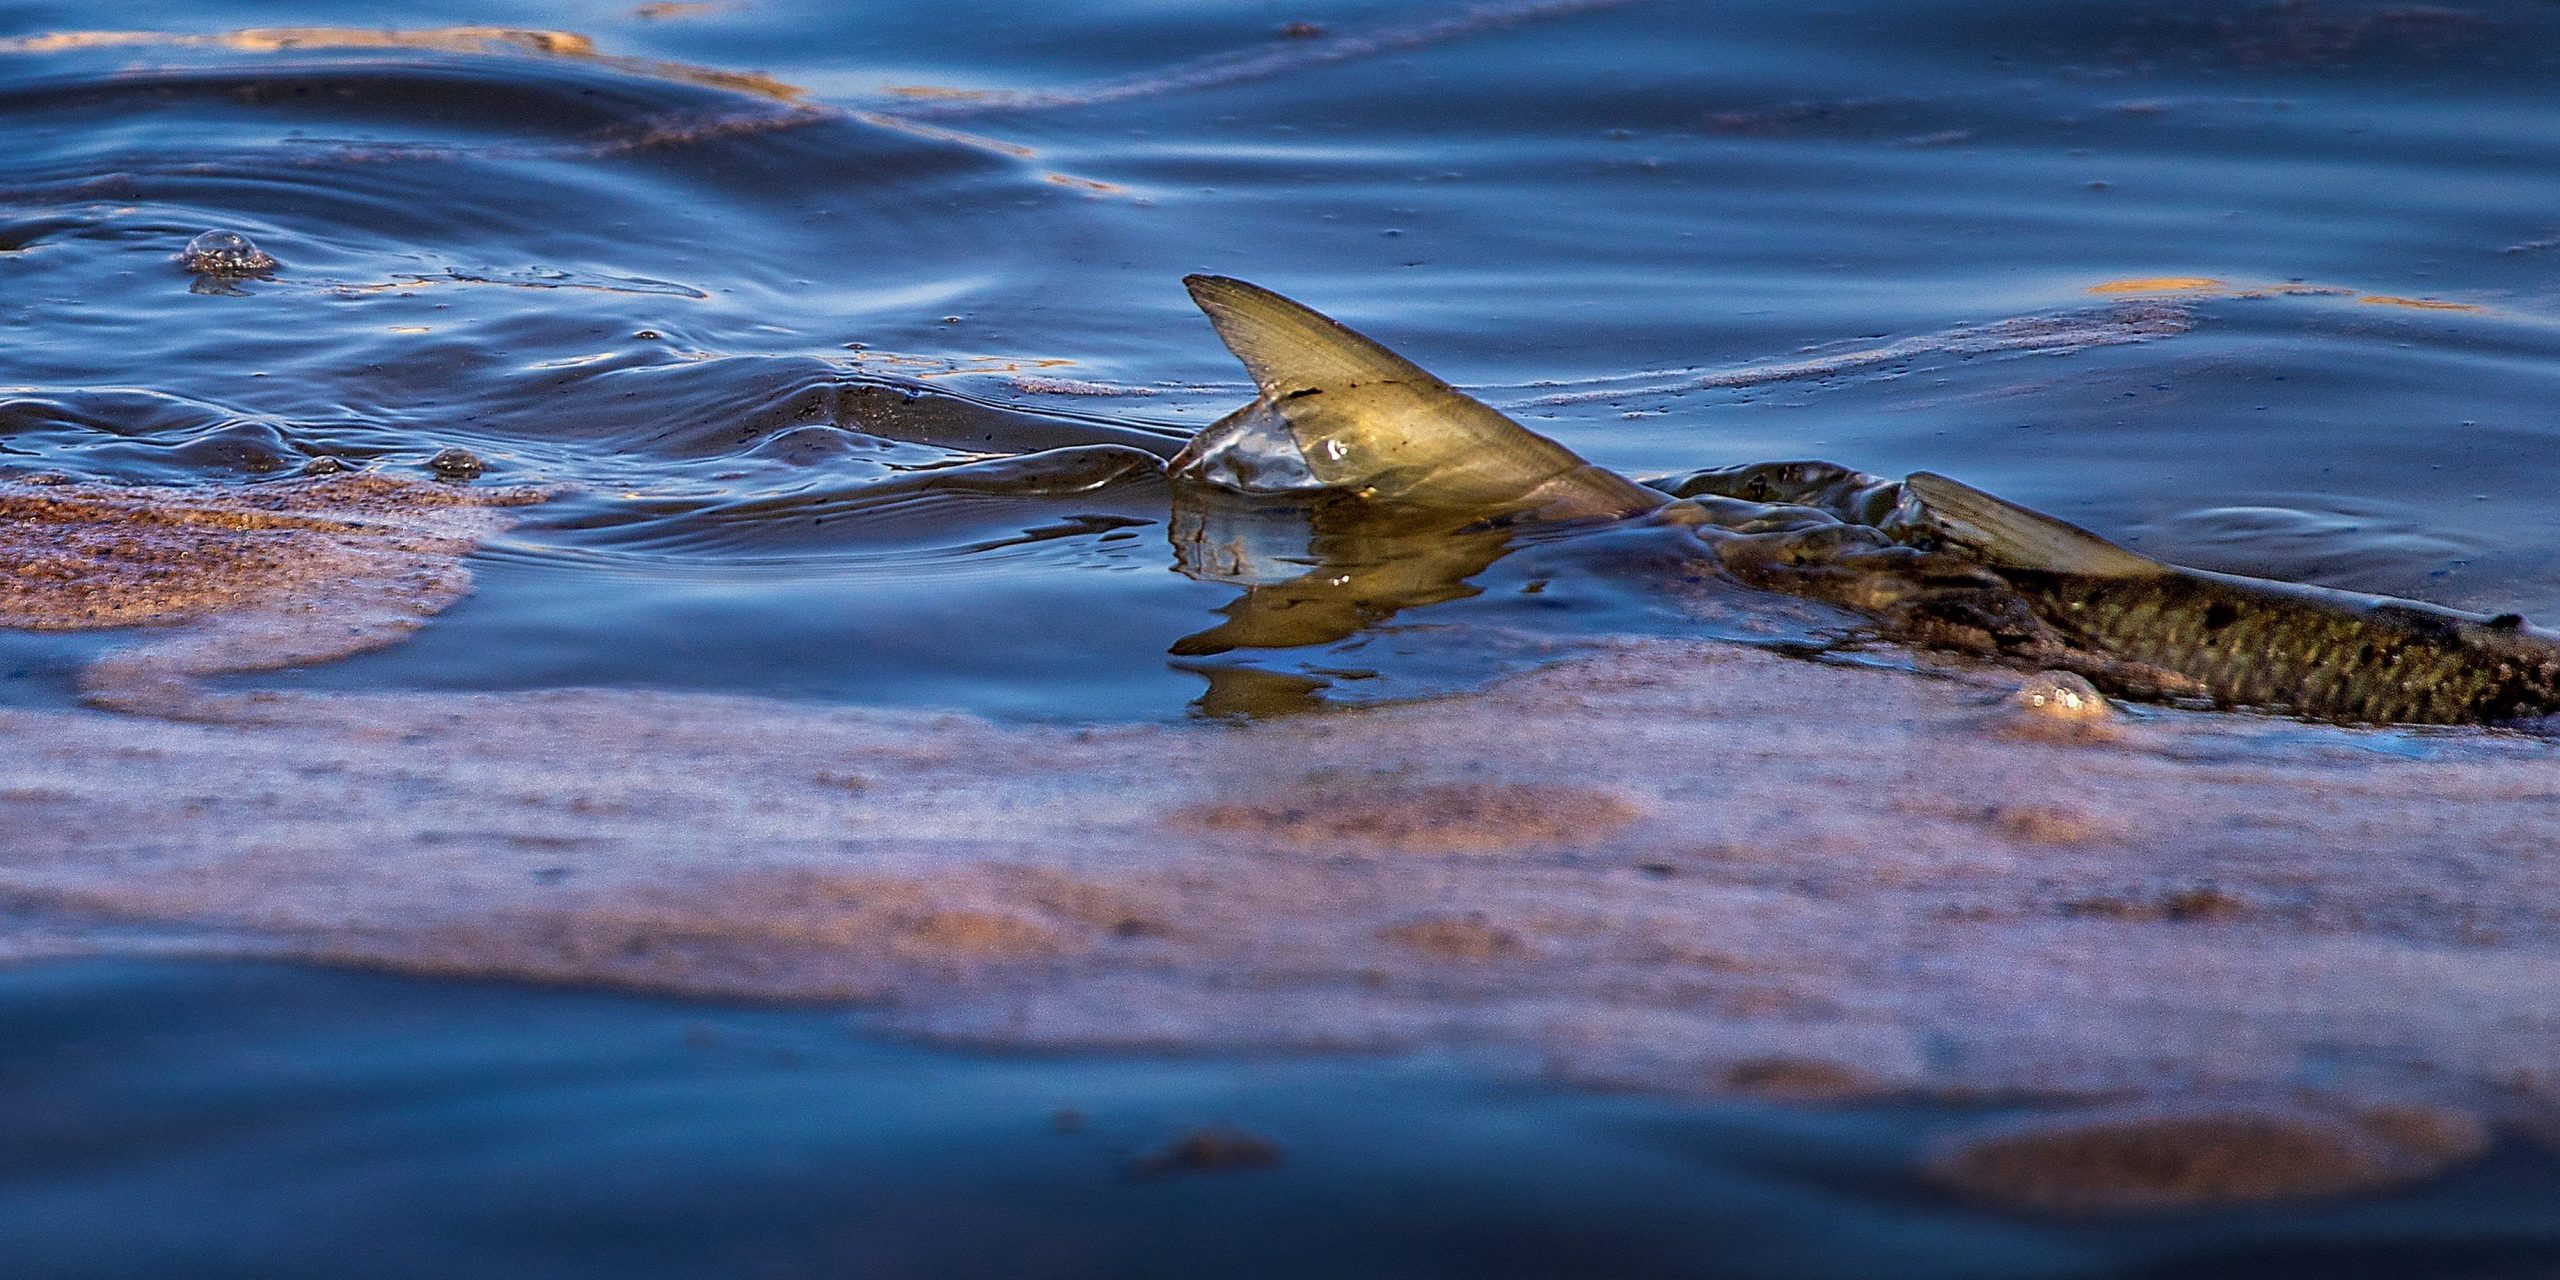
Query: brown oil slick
xmin=2084 ymin=275 xmax=2487 ymax=314
xmin=0 ymin=473 xmax=545 ymax=719
xmin=630 ymin=2 xmax=726 ymax=21
xmin=0 ymin=26 xmax=810 ymax=103
xmin=0 ymin=27 xmax=609 ymax=57
xmin=2362 ymin=294 xmax=2484 ymax=312
xmin=2086 ymin=276 xmax=2227 ymax=294
xmin=1928 ymin=1101 xmax=2492 ymax=1213
xmin=4 ymin=634 xmax=2557 ymax=1192
xmin=1171 ymin=777 xmax=1643 ymax=853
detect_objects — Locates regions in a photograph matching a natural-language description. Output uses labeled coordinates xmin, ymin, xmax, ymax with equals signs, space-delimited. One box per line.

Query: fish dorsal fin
xmin=1179 ymin=275 xmax=1665 ymax=519
xmin=1904 ymin=472 xmax=2166 ymax=577
xmin=1183 ymin=274 xmax=1445 ymax=398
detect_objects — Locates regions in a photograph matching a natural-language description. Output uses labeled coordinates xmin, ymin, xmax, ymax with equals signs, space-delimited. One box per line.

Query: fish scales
xmin=1900 ymin=471 xmax=2560 ymax=724
xmin=2021 ymin=570 xmax=2551 ymax=724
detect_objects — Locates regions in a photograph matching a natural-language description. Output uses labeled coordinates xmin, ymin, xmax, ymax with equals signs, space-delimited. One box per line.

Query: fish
xmin=1164 ymin=275 xmax=1680 ymax=714
xmin=1168 ymin=276 xmax=2560 ymax=726
xmin=1904 ymin=471 xmax=2560 ymax=725
xmin=1175 ymin=275 xmax=1666 ymax=521
xmin=1169 ymin=279 xmax=2048 ymax=671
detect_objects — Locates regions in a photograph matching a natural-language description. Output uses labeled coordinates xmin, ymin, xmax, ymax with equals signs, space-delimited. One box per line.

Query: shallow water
xmin=9 ymin=2 xmax=2560 ymax=1272
xmin=7 ymin=0 xmax=2560 ymax=717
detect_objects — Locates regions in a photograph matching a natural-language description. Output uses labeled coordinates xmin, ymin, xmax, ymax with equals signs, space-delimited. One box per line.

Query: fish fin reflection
xmin=1166 ymin=488 xmax=1516 ymax=658
xmin=1174 ymin=663 xmax=1337 ymax=720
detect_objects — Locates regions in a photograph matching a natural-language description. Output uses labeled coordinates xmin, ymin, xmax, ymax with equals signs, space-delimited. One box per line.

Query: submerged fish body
xmin=2001 ymin=568 xmax=2560 ymax=724
xmin=1906 ymin=473 xmax=2560 ymax=725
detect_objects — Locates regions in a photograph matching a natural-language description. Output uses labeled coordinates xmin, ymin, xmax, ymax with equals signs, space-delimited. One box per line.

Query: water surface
xmin=7 ymin=0 xmax=2560 ymax=716
xmin=8 ymin=960 xmax=2558 ymax=1280
xmin=8 ymin=4 xmax=2560 ymax=1273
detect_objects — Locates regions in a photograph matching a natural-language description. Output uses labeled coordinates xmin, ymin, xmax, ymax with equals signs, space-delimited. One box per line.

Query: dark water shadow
xmin=4 ymin=958 xmax=2558 ymax=1280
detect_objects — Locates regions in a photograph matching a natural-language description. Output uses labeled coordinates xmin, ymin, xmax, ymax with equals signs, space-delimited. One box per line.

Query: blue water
xmin=8 ymin=3 xmax=2560 ymax=1272
xmin=6 ymin=960 xmax=2558 ymax=1280
xmin=6 ymin=0 xmax=2560 ymax=716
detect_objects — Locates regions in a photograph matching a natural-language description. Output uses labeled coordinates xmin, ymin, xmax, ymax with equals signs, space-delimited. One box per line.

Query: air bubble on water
xmin=177 ymin=229 xmax=279 ymax=278
xmin=428 ymin=448 xmax=486 ymax=479
xmin=2014 ymin=670 xmax=2109 ymax=721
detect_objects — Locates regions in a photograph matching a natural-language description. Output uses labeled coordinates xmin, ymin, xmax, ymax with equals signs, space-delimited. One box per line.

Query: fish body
xmin=1907 ymin=472 xmax=2560 ymax=724
xmin=1169 ymin=276 xmax=2560 ymax=726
